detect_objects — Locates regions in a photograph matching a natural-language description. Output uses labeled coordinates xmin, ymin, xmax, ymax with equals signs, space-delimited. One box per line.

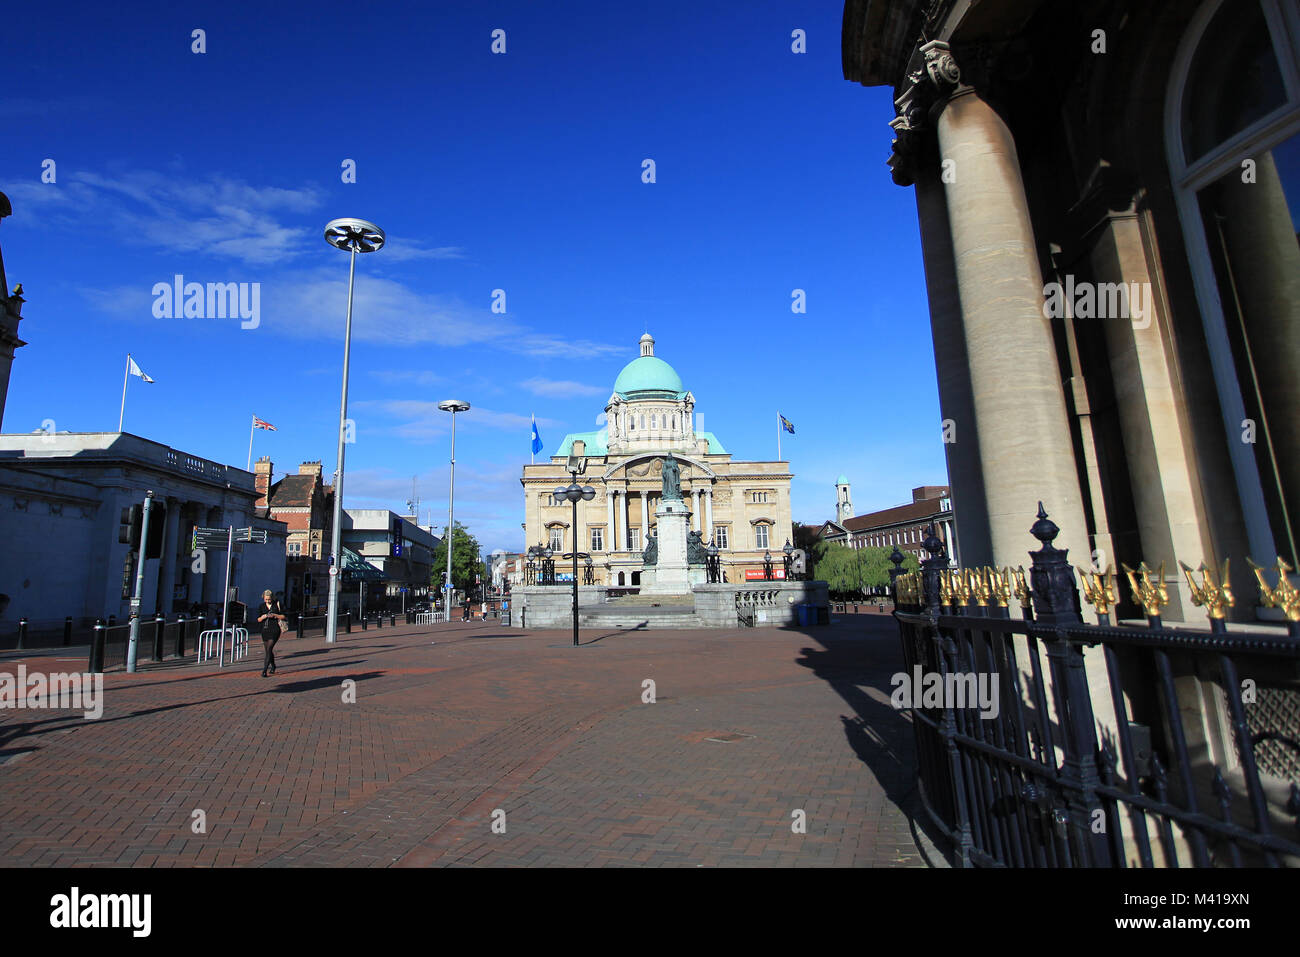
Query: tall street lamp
xmin=323 ymin=218 xmax=385 ymax=645
xmin=439 ymin=399 xmax=470 ymax=622
xmin=553 ymin=479 xmax=595 ymax=646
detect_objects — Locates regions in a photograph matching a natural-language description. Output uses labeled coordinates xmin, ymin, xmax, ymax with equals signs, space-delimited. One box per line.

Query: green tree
xmin=430 ymin=522 xmax=483 ymax=595
xmin=811 ymin=542 xmax=918 ymax=599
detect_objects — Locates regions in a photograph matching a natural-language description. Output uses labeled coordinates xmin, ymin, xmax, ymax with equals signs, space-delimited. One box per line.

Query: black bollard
xmin=89 ymin=619 xmax=106 ymax=673
xmin=360 ymin=615 xmax=367 ymax=631
xmin=345 ymin=611 xmax=351 ymax=634
xmin=17 ymin=617 xmax=28 ymax=650
xmin=63 ymin=616 xmax=73 ymax=647
xmin=376 ymin=614 xmax=382 ymax=629
xmin=175 ymin=615 xmax=187 ymax=658
xmin=152 ymin=613 xmax=165 ymax=661
xmin=296 ymin=614 xmax=304 ymax=640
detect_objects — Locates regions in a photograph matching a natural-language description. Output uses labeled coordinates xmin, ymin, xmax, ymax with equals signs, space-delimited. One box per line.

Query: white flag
xmin=127 ymin=356 xmax=155 ymax=383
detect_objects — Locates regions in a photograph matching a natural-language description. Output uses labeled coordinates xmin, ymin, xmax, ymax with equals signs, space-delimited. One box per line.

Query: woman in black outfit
xmin=256 ymin=589 xmax=286 ymax=677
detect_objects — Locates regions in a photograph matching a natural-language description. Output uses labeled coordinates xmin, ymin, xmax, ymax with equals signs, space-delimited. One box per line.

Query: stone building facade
xmin=817 ymin=482 xmax=958 ymax=563
xmin=521 ymin=334 xmax=793 ymax=586
xmin=842 ymin=0 xmax=1300 ymax=621
xmin=0 ymin=432 xmax=286 ymax=629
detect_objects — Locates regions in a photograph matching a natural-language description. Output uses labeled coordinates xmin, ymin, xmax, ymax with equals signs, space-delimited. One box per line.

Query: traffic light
xmin=121 ymin=502 xmax=167 ymax=558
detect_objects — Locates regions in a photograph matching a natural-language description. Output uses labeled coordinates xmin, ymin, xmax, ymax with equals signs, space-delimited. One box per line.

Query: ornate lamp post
xmin=583 ymin=556 xmax=595 ymax=586
xmin=552 ymin=480 xmax=594 ymax=647
xmin=706 ymin=542 xmax=720 ymax=584
xmin=763 ymin=549 xmax=774 ymax=581
xmin=323 ymin=218 xmax=385 ymax=645
xmin=542 ymin=547 xmax=555 ymax=586
xmin=782 ymin=539 xmax=794 ymax=581
xmin=438 ymin=399 xmax=470 ymax=622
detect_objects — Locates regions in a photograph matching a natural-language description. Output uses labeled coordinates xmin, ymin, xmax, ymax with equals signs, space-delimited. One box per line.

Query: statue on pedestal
xmin=642 ymin=529 xmax=657 ymax=565
xmin=687 ymin=529 xmax=706 ymax=565
xmin=661 ymin=454 xmax=682 ymax=501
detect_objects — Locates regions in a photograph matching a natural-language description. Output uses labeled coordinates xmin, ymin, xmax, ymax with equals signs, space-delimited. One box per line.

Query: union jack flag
xmin=253 ymin=416 xmax=277 ymax=431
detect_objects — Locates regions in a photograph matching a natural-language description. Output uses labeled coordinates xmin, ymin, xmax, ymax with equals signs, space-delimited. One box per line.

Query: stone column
xmin=934 ymin=83 xmax=1088 ymax=564
xmin=704 ymin=488 xmax=713 ymax=540
xmin=693 ymin=488 xmax=701 ymax=531
xmin=156 ymin=496 xmax=181 ymax=615
xmin=640 ymin=491 xmax=649 ymax=540
xmin=606 ymin=488 xmax=615 ymax=553
xmin=621 ymin=488 xmax=629 ymax=550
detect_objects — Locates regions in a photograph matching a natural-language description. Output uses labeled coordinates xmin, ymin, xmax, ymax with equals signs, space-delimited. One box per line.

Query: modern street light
xmin=553 ymin=478 xmax=595 ymax=646
xmin=439 ymin=399 xmax=470 ymax=622
xmin=323 ymin=218 xmax=385 ymax=645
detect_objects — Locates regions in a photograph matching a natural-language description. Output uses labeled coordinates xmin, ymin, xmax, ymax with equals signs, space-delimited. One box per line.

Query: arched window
xmin=1167 ymin=0 xmax=1300 ymax=566
xmin=651 ymin=414 xmax=657 ymax=429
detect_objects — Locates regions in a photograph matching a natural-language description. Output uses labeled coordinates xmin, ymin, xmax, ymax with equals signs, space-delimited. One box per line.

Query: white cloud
xmin=521 ymin=377 xmax=605 ymax=398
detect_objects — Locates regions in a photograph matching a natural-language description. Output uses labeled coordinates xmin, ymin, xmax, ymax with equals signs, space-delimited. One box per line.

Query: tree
xmin=430 ymin=522 xmax=483 ymax=595
xmin=810 ymin=542 xmax=919 ymax=599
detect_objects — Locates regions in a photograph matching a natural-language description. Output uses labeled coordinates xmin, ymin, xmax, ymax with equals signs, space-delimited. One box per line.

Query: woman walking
xmin=256 ymin=589 xmax=286 ymax=677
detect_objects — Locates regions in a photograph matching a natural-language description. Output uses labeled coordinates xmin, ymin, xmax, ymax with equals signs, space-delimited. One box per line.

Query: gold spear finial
xmin=990 ymin=567 xmax=1012 ymax=608
xmin=971 ymin=567 xmax=992 ymax=607
xmin=953 ymin=567 xmax=973 ymax=606
xmin=1179 ymin=559 xmax=1234 ymax=621
xmin=1246 ymin=557 xmax=1300 ymax=621
xmin=1012 ymin=565 xmax=1031 ymax=608
xmin=938 ymin=569 xmax=955 ymax=606
xmin=1077 ymin=564 xmax=1118 ymax=616
xmin=1122 ymin=561 xmax=1168 ymax=617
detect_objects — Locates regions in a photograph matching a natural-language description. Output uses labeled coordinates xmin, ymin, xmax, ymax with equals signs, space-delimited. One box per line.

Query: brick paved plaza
xmin=0 ymin=617 xmax=945 ymax=867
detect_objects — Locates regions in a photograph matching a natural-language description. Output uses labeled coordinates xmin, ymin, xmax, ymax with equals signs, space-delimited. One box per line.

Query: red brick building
xmin=254 ymin=457 xmax=334 ymax=612
xmin=817 ymin=485 xmax=958 ymax=564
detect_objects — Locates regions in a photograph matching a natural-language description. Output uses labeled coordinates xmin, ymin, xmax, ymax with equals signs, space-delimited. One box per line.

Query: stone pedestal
xmin=644 ymin=500 xmax=690 ymax=594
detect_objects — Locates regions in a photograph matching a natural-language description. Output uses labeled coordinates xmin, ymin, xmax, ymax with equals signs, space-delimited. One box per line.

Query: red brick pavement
xmin=0 ymin=617 xmax=947 ymax=867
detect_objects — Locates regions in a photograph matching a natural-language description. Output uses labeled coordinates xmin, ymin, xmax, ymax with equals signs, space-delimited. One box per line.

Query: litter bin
xmin=796 ymin=604 xmax=810 ymax=626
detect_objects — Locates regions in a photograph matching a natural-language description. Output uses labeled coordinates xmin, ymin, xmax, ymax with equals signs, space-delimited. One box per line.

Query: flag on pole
xmin=127 ymin=355 xmax=155 ymax=383
xmin=530 ymin=415 xmax=543 ymax=455
xmin=253 ymin=416 xmax=277 ymax=431
xmin=779 ymin=414 xmax=795 ymax=434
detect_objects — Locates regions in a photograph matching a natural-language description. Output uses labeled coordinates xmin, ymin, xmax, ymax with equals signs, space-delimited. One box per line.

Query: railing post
xmin=63 ymin=616 xmax=73 ymax=647
xmin=1026 ymin=503 xmax=1112 ymax=866
xmin=888 ymin=547 xmax=906 ymax=606
xmin=89 ymin=618 xmax=106 ymax=674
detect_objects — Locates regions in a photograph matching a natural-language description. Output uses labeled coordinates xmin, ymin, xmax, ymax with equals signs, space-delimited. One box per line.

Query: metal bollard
xmin=63 ymin=616 xmax=73 ymax=647
xmin=175 ymin=615 xmax=187 ymax=658
xmin=376 ymin=614 xmax=382 ymax=629
xmin=296 ymin=614 xmax=304 ymax=640
xmin=152 ymin=613 xmax=165 ymax=661
xmin=89 ymin=618 xmax=106 ymax=673
xmin=345 ymin=611 xmax=351 ymax=634
xmin=17 ymin=617 xmax=28 ymax=650
xmin=389 ymin=614 xmax=396 ymax=627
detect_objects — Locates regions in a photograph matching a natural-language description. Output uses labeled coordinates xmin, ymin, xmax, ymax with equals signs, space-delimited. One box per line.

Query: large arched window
xmin=1167 ymin=0 xmax=1300 ymax=568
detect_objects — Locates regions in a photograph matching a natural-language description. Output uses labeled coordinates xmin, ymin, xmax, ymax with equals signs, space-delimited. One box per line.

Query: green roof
xmin=837 ymin=474 xmax=849 ymax=485
xmin=613 ymin=356 xmax=685 ymax=398
xmin=555 ymin=429 xmax=609 ymax=456
xmin=552 ymin=429 xmax=726 ymax=457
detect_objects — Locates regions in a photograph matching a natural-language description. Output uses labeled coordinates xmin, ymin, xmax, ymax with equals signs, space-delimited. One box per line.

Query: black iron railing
xmin=891 ymin=506 xmax=1300 ymax=868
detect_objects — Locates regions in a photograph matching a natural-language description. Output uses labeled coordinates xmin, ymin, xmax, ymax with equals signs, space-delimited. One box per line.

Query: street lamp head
xmin=543 ymin=547 xmax=553 ymax=559
xmin=783 ymin=539 xmax=793 ymax=556
xmin=764 ymin=550 xmax=772 ymax=562
xmin=324 ymin=218 xmax=386 ymax=253
xmin=438 ymin=399 xmax=471 ymax=413
xmin=708 ymin=543 xmax=718 ymax=557
xmin=581 ymin=486 xmax=595 ymax=501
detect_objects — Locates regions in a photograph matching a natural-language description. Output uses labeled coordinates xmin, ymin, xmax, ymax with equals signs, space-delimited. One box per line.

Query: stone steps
xmin=578 ymin=612 xmax=705 ymax=629
xmin=606 ymin=594 xmax=695 ymax=607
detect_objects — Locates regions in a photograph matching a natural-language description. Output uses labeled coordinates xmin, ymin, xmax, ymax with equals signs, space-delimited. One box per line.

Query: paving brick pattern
xmin=0 ymin=617 xmax=945 ymax=867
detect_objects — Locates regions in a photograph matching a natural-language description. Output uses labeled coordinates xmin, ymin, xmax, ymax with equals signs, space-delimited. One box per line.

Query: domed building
xmin=520 ymin=333 xmax=793 ymax=586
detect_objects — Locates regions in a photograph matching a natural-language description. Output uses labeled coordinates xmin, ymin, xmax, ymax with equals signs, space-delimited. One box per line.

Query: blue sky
xmin=1 ymin=0 xmax=945 ymax=556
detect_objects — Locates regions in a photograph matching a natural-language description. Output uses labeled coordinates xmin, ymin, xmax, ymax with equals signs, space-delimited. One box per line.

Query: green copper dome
xmin=614 ymin=356 xmax=684 ymax=397
xmin=836 ymin=474 xmax=850 ymax=486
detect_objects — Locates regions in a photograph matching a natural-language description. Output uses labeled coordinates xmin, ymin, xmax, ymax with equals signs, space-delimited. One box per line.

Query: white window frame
xmin=1165 ymin=0 xmax=1300 ymax=563
xmin=549 ymin=528 xmax=564 ymax=552
xmin=755 ymin=524 xmax=769 ymax=550
xmin=714 ymin=526 xmax=729 ymax=550
xmin=628 ymin=528 xmax=640 ymax=552
xmin=591 ymin=527 xmax=604 ymax=552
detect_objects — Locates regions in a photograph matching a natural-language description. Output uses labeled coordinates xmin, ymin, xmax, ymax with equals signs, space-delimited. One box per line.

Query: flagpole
xmin=119 ymin=354 xmax=131 ymax=432
xmin=777 ymin=412 xmax=781 ymax=461
xmin=247 ymin=415 xmax=255 ymax=471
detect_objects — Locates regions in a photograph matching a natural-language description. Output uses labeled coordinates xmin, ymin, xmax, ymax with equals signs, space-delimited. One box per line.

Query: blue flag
xmin=780 ymin=414 xmax=795 ymax=434
xmin=530 ymin=415 xmax=543 ymax=454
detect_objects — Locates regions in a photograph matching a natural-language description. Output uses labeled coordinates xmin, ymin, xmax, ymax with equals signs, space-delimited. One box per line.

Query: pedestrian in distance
xmin=256 ymin=589 xmax=286 ymax=677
